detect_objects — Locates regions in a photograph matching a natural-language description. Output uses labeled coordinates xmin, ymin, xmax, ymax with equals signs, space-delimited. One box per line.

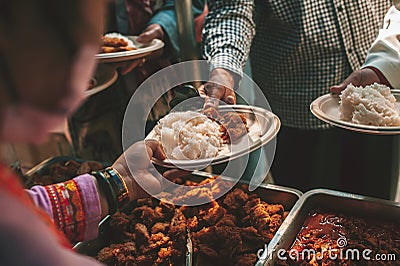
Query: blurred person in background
xmin=201 ymin=0 xmax=398 ymax=199
xmin=330 ymin=5 xmax=400 ymax=93
xmin=68 ymin=0 xmax=207 ymax=163
xmin=0 ymin=1 xmax=185 ymax=264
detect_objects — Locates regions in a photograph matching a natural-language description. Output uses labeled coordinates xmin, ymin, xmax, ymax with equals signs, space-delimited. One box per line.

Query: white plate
xmin=310 ymin=91 xmax=400 ymax=135
xmin=146 ymin=105 xmax=281 ymax=169
xmin=85 ymin=64 xmax=118 ymax=97
xmin=96 ymin=36 xmax=164 ymax=63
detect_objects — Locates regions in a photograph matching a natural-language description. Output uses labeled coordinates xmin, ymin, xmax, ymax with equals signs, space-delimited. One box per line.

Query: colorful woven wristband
xmin=91 ymin=170 xmax=118 ymax=215
xmin=104 ymin=167 xmax=129 ymax=209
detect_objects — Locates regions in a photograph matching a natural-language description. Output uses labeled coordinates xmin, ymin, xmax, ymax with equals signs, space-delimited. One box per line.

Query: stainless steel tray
xmin=260 ymin=189 xmax=400 ymax=265
xmin=74 ymin=171 xmax=302 ymax=265
xmin=23 ymin=156 xmax=108 ymax=188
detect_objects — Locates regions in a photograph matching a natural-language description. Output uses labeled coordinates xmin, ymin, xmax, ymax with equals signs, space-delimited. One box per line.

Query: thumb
xmin=137 ymin=24 xmax=163 ymax=43
xmin=330 ymin=81 xmax=350 ymax=94
xmin=145 ymin=139 xmax=166 ymax=160
xmin=137 ymin=30 xmax=155 ymax=43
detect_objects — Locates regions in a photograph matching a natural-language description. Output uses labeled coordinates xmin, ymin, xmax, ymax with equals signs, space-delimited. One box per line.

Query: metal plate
xmin=85 ymin=64 xmax=118 ymax=97
xmin=146 ymin=105 xmax=281 ymax=170
xmin=310 ymin=91 xmax=400 ymax=135
xmin=96 ymin=36 xmax=164 ymax=63
xmin=261 ymin=189 xmax=400 ymax=265
xmin=74 ymin=171 xmax=302 ymax=265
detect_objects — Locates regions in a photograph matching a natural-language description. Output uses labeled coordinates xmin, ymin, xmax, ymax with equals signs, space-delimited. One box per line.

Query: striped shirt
xmin=203 ymin=0 xmax=391 ymax=129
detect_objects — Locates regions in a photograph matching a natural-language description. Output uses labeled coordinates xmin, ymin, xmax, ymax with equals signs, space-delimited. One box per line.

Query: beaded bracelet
xmin=103 ymin=167 xmax=129 ymax=209
xmin=91 ymin=170 xmax=118 ymax=215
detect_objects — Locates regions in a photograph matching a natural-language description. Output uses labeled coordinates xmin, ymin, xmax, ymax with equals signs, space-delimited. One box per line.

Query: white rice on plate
xmin=339 ymin=83 xmax=400 ymax=126
xmin=153 ymin=111 xmax=223 ymax=160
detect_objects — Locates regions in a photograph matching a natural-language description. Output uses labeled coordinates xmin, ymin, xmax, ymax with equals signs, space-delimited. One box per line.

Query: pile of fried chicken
xmin=26 ymin=160 xmax=104 ymax=188
xmin=101 ymin=35 xmax=137 ymax=53
xmin=96 ymin=177 xmax=287 ymax=266
xmin=97 ymin=198 xmax=186 ymax=266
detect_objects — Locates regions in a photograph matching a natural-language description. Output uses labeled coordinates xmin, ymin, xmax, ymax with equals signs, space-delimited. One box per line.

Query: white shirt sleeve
xmin=363 ymin=6 xmax=400 ymax=89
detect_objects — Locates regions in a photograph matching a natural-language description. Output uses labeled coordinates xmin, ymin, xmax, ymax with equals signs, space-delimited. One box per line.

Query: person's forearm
xmin=362 ymin=6 xmax=400 ymax=89
xmin=202 ymin=0 xmax=255 ymax=77
xmin=148 ymin=0 xmax=206 ymax=59
xmin=27 ymin=174 xmax=102 ymax=242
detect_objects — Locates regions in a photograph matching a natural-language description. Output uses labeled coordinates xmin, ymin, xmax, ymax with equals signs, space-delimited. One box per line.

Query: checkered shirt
xmin=203 ymin=0 xmax=391 ymax=129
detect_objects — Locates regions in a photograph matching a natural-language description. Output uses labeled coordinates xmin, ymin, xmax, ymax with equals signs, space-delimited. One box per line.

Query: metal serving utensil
xmin=186 ymin=227 xmax=193 ymax=266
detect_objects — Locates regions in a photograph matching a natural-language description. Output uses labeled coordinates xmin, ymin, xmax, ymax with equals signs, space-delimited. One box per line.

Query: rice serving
xmin=153 ymin=111 xmax=222 ymax=160
xmin=339 ymin=83 xmax=400 ymax=126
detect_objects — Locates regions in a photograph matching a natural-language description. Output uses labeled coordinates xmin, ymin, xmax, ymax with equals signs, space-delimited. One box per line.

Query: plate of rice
xmin=145 ymin=105 xmax=281 ymax=170
xmin=310 ymin=83 xmax=400 ymax=134
xmin=96 ymin=32 xmax=164 ymax=63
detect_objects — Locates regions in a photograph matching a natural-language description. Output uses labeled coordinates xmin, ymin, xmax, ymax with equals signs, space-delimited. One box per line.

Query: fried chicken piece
xmin=234 ymin=253 xmax=258 ymax=266
xmin=244 ymin=198 xmax=284 ymax=240
xmin=135 ymin=254 xmax=157 ymax=266
xmin=223 ymin=188 xmax=249 ymax=217
xmin=101 ymin=36 xmax=129 ymax=47
xmin=219 ymin=112 xmax=249 ymax=144
xmin=156 ymin=242 xmax=184 ymax=265
xmin=195 ymin=243 xmax=219 ymax=258
xmin=203 ymin=106 xmax=220 ymax=120
xmin=156 ymin=246 xmax=174 ymax=264
xmin=168 ymin=209 xmax=187 ymax=242
xmin=215 ymin=213 xmax=237 ymax=227
xmin=76 ymin=161 xmax=103 ymax=175
xmin=181 ymin=201 xmax=225 ymax=229
xmin=100 ymin=35 xmax=137 ymax=53
xmin=239 ymin=226 xmax=269 ymax=252
xmin=144 ymin=232 xmax=170 ymax=252
xmin=135 ymin=198 xmax=153 ymax=207
xmin=108 ymin=212 xmax=131 ymax=241
xmin=193 ymin=226 xmax=242 ymax=265
xmin=172 ymin=187 xmax=215 ymax=205
xmin=151 ymin=222 xmax=169 ymax=234
xmin=101 ymin=45 xmax=136 ymax=53
xmin=132 ymin=205 xmax=165 ymax=226
xmin=134 ymin=223 xmax=150 ymax=243
xmin=29 ymin=159 xmax=104 ymax=186
xmin=202 ymin=201 xmax=226 ymax=225
xmin=192 ymin=227 xmax=219 ymax=243
xmin=187 ymin=216 xmax=199 ymax=231
xmin=269 ymin=213 xmax=284 ymax=233
xmin=215 ymin=226 xmax=242 ymax=258
xmin=159 ymin=200 xmax=175 ymax=214
xmin=97 ymin=242 xmax=137 ymax=266
xmin=243 ymin=194 xmax=261 ymax=211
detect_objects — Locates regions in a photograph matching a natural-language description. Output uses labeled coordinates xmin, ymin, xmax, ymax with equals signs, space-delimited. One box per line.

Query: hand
xmin=112 ymin=140 xmax=189 ymax=200
xmin=137 ymin=24 xmax=165 ymax=43
xmin=330 ymin=68 xmax=380 ymax=94
xmin=198 ymin=68 xmax=236 ymax=117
